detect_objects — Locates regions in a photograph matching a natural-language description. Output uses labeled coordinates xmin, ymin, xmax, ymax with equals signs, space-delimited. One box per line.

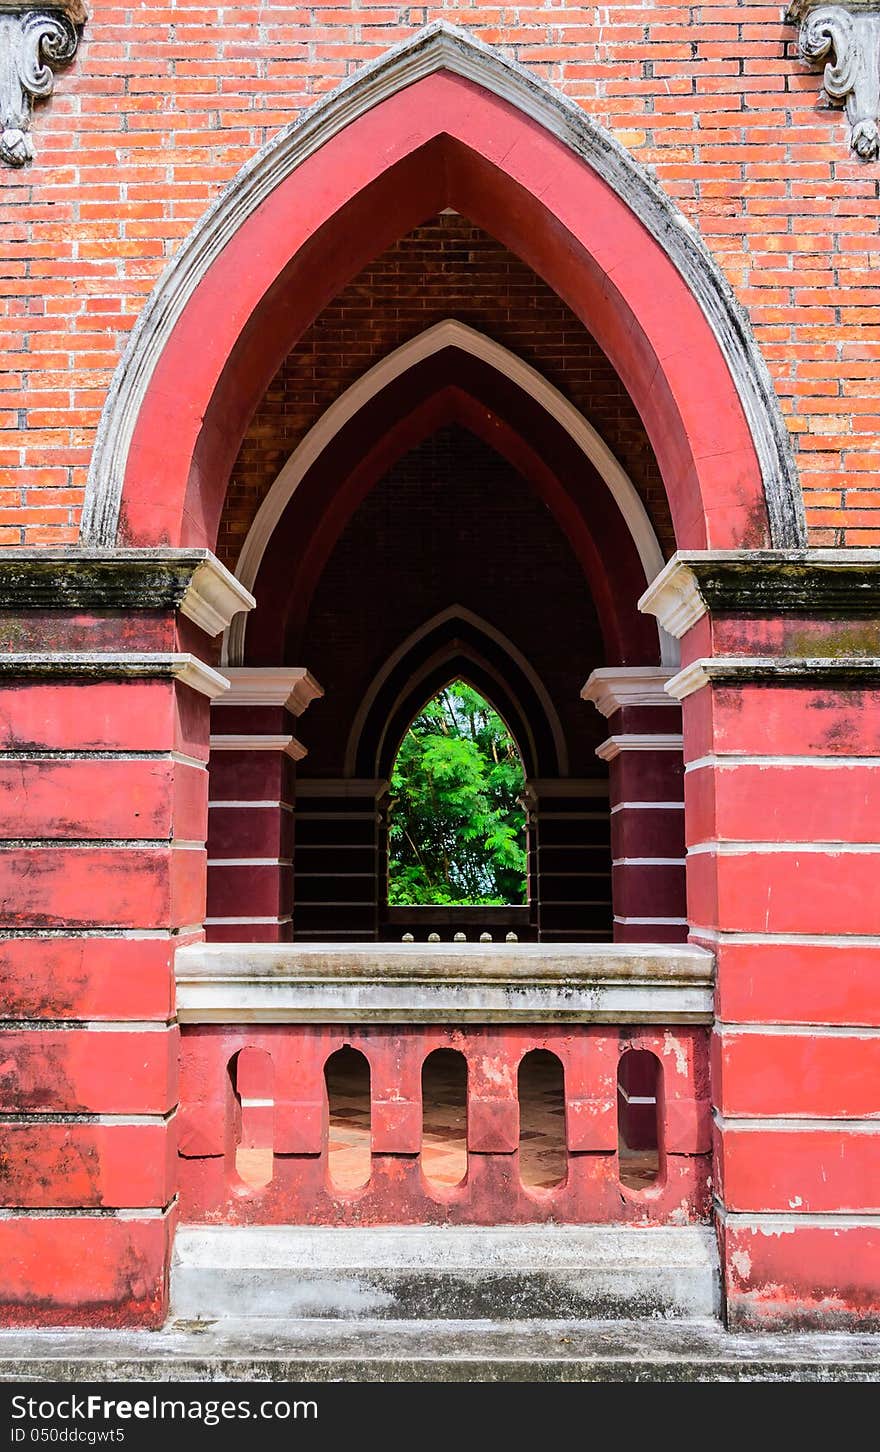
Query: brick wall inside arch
xmin=218 ymin=213 xmax=672 ymax=568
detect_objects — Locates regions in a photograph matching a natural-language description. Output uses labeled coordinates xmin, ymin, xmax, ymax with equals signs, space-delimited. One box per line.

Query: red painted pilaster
xmin=207 ymin=668 xmax=322 ymax=943
xmin=0 ymin=551 xmax=252 ymax=1326
xmin=642 ymin=552 xmax=880 ymax=1330
xmin=582 ymin=668 xmax=686 ymax=943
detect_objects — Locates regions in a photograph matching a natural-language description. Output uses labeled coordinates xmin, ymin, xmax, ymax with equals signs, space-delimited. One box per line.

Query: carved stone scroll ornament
xmin=0 ymin=0 xmax=85 ymax=165
xmin=788 ymin=0 xmax=880 ymax=159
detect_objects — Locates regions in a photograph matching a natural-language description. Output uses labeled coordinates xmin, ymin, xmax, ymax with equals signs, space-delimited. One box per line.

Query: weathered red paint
xmin=721 ymin=1221 xmax=880 ymax=1332
xmin=0 ymin=845 xmax=205 ymax=930
xmin=682 ymin=682 xmax=880 ymax=763
xmin=713 ymin=1030 xmax=880 ymax=1120
xmin=0 ymin=1122 xmax=176 ymax=1210
xmin=686 ymin=760 xmax=880 ymax=846
xmin=0 ymin=1215 xmax=173 ymax=1329
xmin=688 ymin=849 xmax=880 ymax=936
xmin=0 ymin=758 xmax=206 ymax=841
xmin=0 ymin=679 xmax=209 ymax=758
xmin=0 ymin=936 xmax=180 ymax=1022
xmin=708 ymin=938 xmax=880 ymax=1028
xmin=0 ymin=1029 xmax=179 ymax=1114
xmin=715 ymin=1126 xmax=880 ymax=1215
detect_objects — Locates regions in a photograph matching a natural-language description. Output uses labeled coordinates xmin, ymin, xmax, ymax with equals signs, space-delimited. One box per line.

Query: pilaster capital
xmin=217 ymin=667 xmax=324 ymax=716
xmin=581 ymin=667 xmax=679 ymax=717
xmin=0 ymin=1 xmax=86 ymax=166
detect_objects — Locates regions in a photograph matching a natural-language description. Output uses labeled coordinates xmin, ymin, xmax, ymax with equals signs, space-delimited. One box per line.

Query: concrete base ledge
xmin=1 ymin=1319 xmax=878 ymax=1382
xmin=171 ymin=1224 xmax=721 ymax=1322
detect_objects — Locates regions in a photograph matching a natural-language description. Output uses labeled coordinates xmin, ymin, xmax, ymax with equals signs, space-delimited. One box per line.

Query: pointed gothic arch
xmin=344 ymin=605 xmax=569 ymax=780
xmin=224 ymin=320 xmax=672 ymax=665
xmin=81 ymin=22 xmax=804 ymax=555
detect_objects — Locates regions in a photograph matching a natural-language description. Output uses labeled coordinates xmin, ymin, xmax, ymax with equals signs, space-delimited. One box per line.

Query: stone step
xmin=171 ymin=1223 xmax=721 ymax=1322
xmin=1 ymin=1318 xmax=879 ymax=1382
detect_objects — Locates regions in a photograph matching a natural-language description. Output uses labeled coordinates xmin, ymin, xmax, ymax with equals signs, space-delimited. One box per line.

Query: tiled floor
xmin=235 ymin=1049 xmax=659 ymax=1194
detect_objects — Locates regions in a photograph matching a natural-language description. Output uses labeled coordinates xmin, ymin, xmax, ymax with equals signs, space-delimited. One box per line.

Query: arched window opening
xmin=230 ymin=1047 xmax=274 ymax=1190
xmin=325 ymin=1046 xmax=372 ymax=1191
xmin=617 ymin=1049 xmax=661 ymax=1190
xmin=421 ymin=1048 xmax=468 ymax=1189
xmin=388 ymin=681 xmax=527 ymax=907
xmin=518 ymin=1048 xmax=566 ymax=1190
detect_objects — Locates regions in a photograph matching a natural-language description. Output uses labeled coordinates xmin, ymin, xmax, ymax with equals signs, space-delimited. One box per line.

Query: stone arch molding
xmin=224 ymin=319 xmax=676 ymax=668
xmin=81 ymin=20 xmax=806 ymax=551
xmin=343 ymin=605 xmax=569 ymax=780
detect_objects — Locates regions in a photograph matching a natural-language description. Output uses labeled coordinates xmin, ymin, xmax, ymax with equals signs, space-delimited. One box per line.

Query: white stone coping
xmin=175 ymin=942 xmax=714 ymax=1024
xmin=172 ymin=1223 xmax=719 ymax=1274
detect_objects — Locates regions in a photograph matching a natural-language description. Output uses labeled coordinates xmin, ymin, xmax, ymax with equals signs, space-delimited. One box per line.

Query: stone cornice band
xmin=0 ymin=652 xmax=230 ymax=698
xmin=0 ymin=549 xmax=255 ymax=636
xmin=639 ymin=549 xmax=880 ymax=639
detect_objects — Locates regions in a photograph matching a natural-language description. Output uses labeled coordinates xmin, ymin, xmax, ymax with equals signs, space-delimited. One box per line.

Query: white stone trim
xmin=688 ymin=840 xmax=880 ymax=854
xmin=668 ymin=656 xmax=880 ymax=699
xmin=717 ymin=1208 xmax=880 ymax=1227
xmin=208 ymin=800 xmax=286 ymax=809
xmin=214 ymin=666 xmax=323 ymax=714
xmin=596 ymin=734 xmax=684 ymax=762
xmin=225 ymin=321 xmax=672 ymax=667
xmin=0 ymin=652 xmax=229 ymax=700
xmin=81 ymin=22 xmax=803 ymax=553
xmin=209 ymin=733 xmax=306 ymax=760
xmin=581 ymin=666 xmax=679 ymax=716
xmin=175 ymin=940 xmax=714 ymax=1024
xmin=715 ymin=1114 xmax=880 ymax=1133
xmin=613 ymin=857 xmax=687 ymax=867
xmin=611 ymin=801 xmax=684 ymax=812
xmin=174 ymin=657 xmax=230 ymax=701
xmin=204 ymin=915 xmax=292 ymax=926
xmin=206 ymin=858 xmax=292 ymax=868
xmin=690 ymin=926 xmax=880 ymax=946
xmin=716 ymin=1021 xmax=880 ymax=1037
xmin=638 ymin=559 xmax=706 ymax=638
xmin=614 ymin=916 xmax=689 ymax=926
xmin=180 ymin=557 xmax=255 ymax=638
xmin=686 ymin=753 xmax=880 ymax=771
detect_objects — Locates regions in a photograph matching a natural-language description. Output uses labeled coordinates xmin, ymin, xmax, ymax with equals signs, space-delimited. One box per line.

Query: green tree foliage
xmin=388 ymin=680 xmax=527 ymax=906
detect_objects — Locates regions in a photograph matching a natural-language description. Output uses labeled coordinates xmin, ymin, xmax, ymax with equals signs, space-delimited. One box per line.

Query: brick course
xmin=1 ymin=3 xmax=879 ymax=546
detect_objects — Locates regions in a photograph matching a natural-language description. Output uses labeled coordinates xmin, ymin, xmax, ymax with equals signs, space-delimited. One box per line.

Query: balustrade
xmin=176 ymin=942 xmax=712 ymax=1227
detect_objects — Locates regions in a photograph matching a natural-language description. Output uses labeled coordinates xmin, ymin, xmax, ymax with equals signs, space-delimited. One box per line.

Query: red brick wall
xmin=221 ymin=214 xmax=671 ymax=567
xmin=2 ymin=3 xmax=878 ymax=547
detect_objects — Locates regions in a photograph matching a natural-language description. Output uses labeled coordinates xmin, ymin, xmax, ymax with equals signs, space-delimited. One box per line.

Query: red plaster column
xmin=207 ymin=668 xmax=323 ymax=943
xmin=582 ymin=668 xmax=686 ymax=944
xmin=0 ymin=550 xmax=252 ymax=1326
xmin=642 ymin=551 xmax=880 ymax=1330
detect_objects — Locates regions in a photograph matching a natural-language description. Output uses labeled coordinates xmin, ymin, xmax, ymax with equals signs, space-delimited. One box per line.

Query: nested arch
xmin=82 ymin=23 xmax=804 ymax=555
xmin=241 ymin=354 xmax=665 ymax=670
xmin=347 ymin=607 xmax=568 ymax=781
